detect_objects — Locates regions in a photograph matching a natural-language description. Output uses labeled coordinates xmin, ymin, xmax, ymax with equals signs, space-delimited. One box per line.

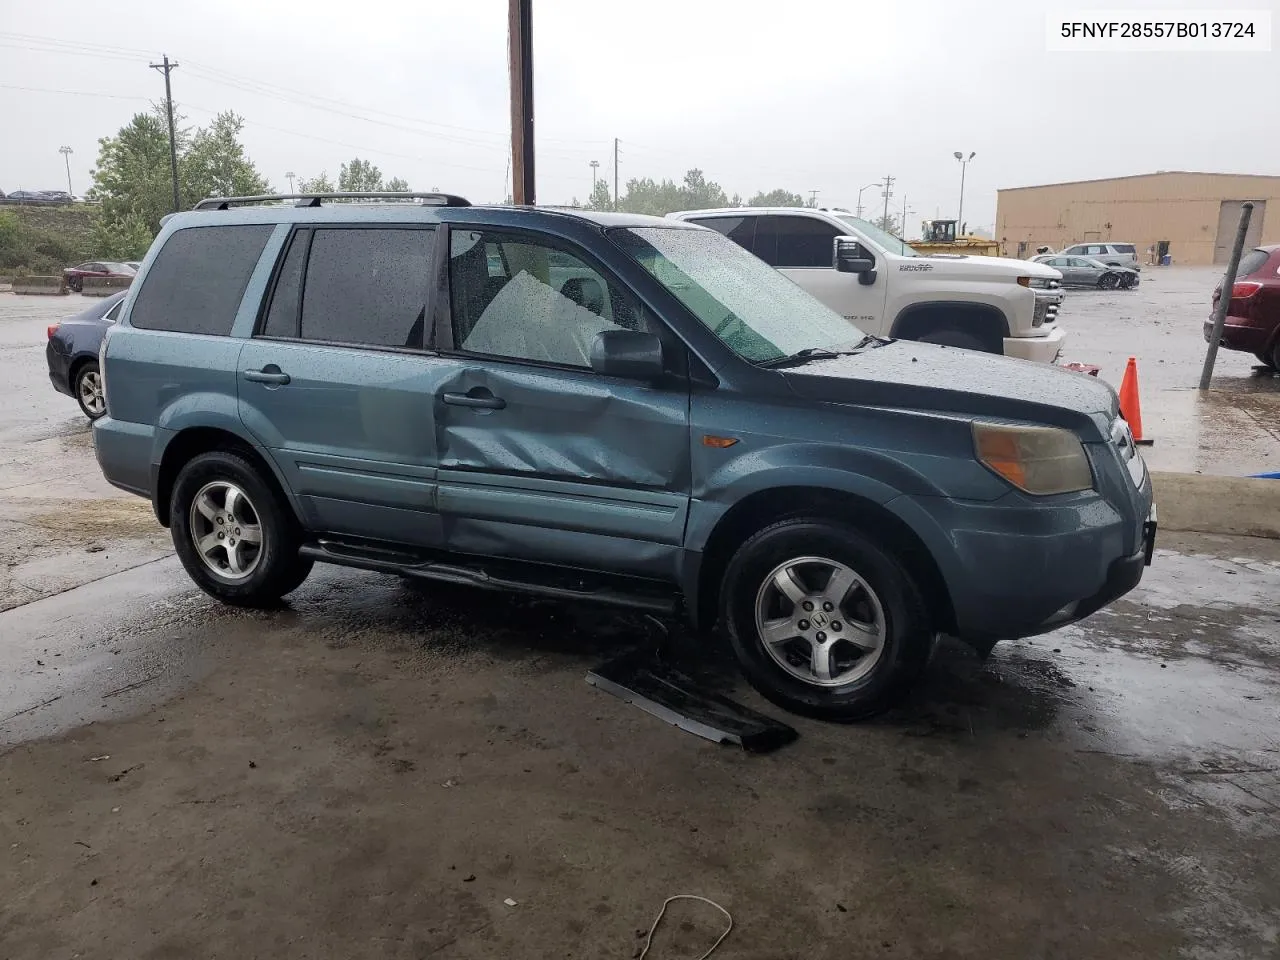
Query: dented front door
xmin=434 ymin=226 xmax=691 ymax=581
xmin=433 ymin=361 xmax=690 ymax=579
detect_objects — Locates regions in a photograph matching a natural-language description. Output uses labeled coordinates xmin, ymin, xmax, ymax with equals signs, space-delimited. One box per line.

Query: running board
xmin=299 ymin=540 xmax=678 ymax=615
xmin=587 ymin=650 xmax=798 ymax=752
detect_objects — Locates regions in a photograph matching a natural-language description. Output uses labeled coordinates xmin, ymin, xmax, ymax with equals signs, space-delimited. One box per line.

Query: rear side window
xmin=289 ymin=227 xmax=434 ymax=349
xmin=691 ymin=216 xmax=757 ymax=251
xmin=1236 ymin=248 xmax=1270 ymax=278
xmin=1112 ymin=244 xmax=1136 ymax=254
xmin=130 ymin=225 xmax=272 ymax=335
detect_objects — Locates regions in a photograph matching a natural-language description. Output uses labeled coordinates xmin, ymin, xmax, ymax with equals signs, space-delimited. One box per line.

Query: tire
xmin=73 ymin=361 xmax=107 ymax=420
xmin=914 ymin=328 xmax=987 ymax=352
xmin=720 ymin=518 xmax=935 ymax=720
xmin=69 ymin=276 xmax=82 ymax=293
xmin=1097 ymin=273 xmax=1118 ymax=290
xmin=1257 ymin=349 xmax=1279 ymax=371
xmin=169 ymin=450 xmax=313 ymax=606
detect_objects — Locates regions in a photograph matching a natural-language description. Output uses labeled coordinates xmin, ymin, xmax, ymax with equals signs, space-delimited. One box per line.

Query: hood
xmin=784 ymin=342 xmax=1118 ymax=438
xmin=906 ymin=253 xmax=1060 ymax=280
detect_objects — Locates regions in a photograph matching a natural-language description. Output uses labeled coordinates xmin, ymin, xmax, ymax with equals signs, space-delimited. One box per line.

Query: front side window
xmin=297 ymin=227 xmax=434 ymax=349
xmin=131 ymin=225 xmax=272 ymax=336
xmin=612 ymin=226 xmax=861 ymax=364
xmin=448 ymin=229 xmax=651 ymax=369
xmin=833 ymin=215 xmax=919 ymax=257
xmin=768 ymin=216 xmax=842 ymax=269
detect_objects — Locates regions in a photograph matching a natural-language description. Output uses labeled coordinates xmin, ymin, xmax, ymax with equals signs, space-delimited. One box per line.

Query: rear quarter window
xmin=1112 ymin=244 xmax=1136 ymax=254
xmin=130 ymin=225 xmax=273 ymax=335
xmin=1236 ymin=248 xmax=1270 ymax=278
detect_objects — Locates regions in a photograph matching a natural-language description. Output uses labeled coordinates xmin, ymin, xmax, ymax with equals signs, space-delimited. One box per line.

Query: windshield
xmin=834 ymin=214 xmax=920 ymax=257
xmin=611 ymin=226 xmax=863 ymax=363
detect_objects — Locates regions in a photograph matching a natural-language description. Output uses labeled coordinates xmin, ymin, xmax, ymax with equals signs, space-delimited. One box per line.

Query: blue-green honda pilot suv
xmin=92 ymin=192 xmax=1155 ymax=719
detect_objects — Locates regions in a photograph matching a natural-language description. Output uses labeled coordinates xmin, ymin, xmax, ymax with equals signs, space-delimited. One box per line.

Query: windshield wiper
xmin=759 ymin=336 xmax=888 ymax=368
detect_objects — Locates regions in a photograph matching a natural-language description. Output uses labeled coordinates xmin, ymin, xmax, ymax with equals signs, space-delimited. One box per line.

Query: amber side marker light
xmin=702 ymin=435 xmax=739 ymax=448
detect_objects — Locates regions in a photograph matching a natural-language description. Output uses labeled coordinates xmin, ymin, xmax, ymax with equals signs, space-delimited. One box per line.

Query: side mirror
xmin=590 ymin=330 xmax=665 ymax=381
xmin=833 ymin=236 xmax=877 ymax=285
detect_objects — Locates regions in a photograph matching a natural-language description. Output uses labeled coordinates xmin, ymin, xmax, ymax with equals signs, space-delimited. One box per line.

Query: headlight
xmin=973 ymin=422 xmax=1093 ymax=495
xmin=1017 ymin=276 xmax=1056 ymax=289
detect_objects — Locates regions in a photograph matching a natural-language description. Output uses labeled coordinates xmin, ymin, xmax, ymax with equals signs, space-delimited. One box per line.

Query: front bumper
xmin=1004 ymin=324 xmax=1066 ymax=364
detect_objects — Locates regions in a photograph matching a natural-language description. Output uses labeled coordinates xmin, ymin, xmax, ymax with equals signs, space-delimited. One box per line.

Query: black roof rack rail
xmin=192 ymin=191 xmax=471 ymax=211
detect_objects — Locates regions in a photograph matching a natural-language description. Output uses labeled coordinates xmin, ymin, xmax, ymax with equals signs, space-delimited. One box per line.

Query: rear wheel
xmin=720 ymin=518 xmax=935 ymax=720
xmin=170 ymin=450 xmax=313 ymax=606
xmin=74 ymin=361 xmax=106 ymax=420
xmin=1257 ymin=350 xmax=1279 ymax=371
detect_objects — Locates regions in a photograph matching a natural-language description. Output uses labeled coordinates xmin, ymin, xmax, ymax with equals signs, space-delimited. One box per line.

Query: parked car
xmin=93 ymin=192 xmax=1155 ymax=720
xmin=669 ymin=207 xmax=1066 ymax=363
xmin=46 ymin=290 xmax=127 ymax=420
xmin=62 ymin=261 xmax=135 ymax=293
xmin=1060 ymin=242 xmax=1141 ymax=272
xmin=1032 ymin=255 xmax=1139 ymax=289
xmin=5 ymin=189 xmax=72 ymax=204
xmin=1204 ymin=245 xmax=1280 ymax=370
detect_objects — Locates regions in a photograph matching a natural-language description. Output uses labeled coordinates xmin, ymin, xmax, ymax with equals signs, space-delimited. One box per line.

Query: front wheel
xmin=74 ymin=361 xmax=106 ymax=420
xmin=1097 ymin=273 xmax=1119 ymax=289
xmin=721 ymin=519 xmax=935 ymax=720
xmin=1257 ymin=349 xmax=1279 ymax=371
xmin=170 ymin=450 xmax=313 ymax=606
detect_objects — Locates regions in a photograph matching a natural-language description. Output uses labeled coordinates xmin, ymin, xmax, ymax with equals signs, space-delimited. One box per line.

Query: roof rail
xmin=192 ymin=191 xmax=471 ymax=211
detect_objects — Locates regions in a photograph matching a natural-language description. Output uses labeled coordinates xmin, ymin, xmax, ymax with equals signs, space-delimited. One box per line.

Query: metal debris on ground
xmin=637 ymin=895 xmax=733 ymax=960
xmin=587 ymin=649 xmax=797 ymax=752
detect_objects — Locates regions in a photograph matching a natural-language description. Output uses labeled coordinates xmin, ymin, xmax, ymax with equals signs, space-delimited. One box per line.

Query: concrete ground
xmin=2 ymin=291 xmax=1280 ymax=959
xmin=1057 ymin=265 xmax=1280 ymax=477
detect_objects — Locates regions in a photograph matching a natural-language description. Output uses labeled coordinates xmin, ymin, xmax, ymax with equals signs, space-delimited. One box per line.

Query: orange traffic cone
xmin=1119 ymin=356 xmax=1154 ymax=445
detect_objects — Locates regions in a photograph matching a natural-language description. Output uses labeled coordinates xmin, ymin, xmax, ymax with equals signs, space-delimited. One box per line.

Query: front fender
xmin=686 ymin=442 xmax=945 ymax=553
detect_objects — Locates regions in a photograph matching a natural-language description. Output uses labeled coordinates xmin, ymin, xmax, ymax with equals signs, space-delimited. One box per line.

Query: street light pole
xmin=855 ymin=182 xmax=877 ymax=219
xmin=58 ymin=145 xmax=73 ymax=197
xmin=589 ymin=159 xmax=599 ymax=189
xmin=954 ymin=150 xmax=975 ymax=232
xmin=286 ymin=171 xmax=296 ymax=193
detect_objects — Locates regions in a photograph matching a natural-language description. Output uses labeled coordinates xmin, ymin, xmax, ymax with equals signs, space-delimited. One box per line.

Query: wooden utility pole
xmin=508 ymin=0 xmax=535 ymax=204
xmin=150 ymin=55 xmax=181 ymax=213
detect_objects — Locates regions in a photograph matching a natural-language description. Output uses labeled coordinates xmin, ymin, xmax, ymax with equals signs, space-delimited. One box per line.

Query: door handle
xmin=243 ymin=368 xmax=291 ymax=385
xmin=442 ymin=391 xmax=506 ymax=410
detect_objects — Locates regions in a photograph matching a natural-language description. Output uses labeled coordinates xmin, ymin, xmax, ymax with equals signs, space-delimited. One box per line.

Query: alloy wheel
xmin=189 ymin=481 xmax=264 ymax=581
xmin=753 ymin=556 xmax=886 ymax=687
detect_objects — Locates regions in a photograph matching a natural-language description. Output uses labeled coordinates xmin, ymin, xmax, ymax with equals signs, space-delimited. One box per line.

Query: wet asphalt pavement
xmin=1057 ymin=265 xmax=1280 ymax=477
xmin=1 ymin=289 xmax=1279 ymax=958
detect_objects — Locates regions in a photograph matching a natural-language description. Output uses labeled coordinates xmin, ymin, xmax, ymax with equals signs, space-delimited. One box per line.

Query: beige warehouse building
xmin=995 ymin=171 xmax=1280 ymax=265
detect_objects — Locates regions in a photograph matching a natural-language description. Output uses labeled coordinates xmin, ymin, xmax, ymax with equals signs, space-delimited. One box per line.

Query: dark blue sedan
xmin=46 ymin=291 xmax=127 ymax=420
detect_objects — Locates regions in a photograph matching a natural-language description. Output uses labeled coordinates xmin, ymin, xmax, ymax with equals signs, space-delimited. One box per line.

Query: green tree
xmin=298 ymin=171 xmax=334 ymax=193
xmin=586 ymin=179 xmax=612 ymax=211
xmin=385 ymin=176 xmax=411 ymax=192
xmin=87 ymin=106 xmax=267 ymax=252
xmin=748 ymin=188 xmax=805 ymax=207
xmin=87 ymin=107 xmax=185 ymax=240
xmin=617 ymin=168 xmax=728 ymax=216
xmin=338 ymin=157 xmax=383 ymax=192
xmin=871 ymin=213 xmax=902 ymax=236
xmin=679 ymin=168 xmax=728 ymax=210
xmin=183 ymin=111 xmax=269 ymax=202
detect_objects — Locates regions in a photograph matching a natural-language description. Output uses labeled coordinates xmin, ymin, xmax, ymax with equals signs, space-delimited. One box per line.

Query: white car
xmin=668 ymin=207 xmax=1066 ymax=364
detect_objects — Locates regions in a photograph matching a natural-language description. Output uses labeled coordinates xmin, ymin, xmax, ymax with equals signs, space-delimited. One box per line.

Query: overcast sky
xmin=1 ymin=0 xmax=1277 ymax=232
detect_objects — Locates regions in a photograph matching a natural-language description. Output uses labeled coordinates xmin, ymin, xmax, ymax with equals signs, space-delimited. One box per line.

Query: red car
xmin=1205 ymin=245 xmax=1280 ymax=370
xmin=62 ymin=260 xmax=135 ymax=293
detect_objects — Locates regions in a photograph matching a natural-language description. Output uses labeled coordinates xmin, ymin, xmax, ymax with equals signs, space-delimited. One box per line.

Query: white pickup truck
xmin=668 ymin=207 xmax=1066 ymax=363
